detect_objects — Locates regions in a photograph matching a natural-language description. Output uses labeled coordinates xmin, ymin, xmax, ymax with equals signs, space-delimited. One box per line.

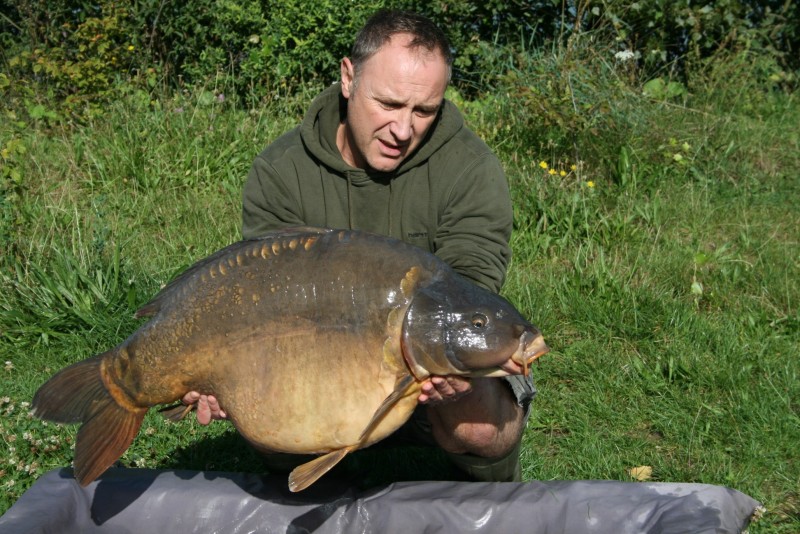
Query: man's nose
xmin=391 ymin=109 xmax=413 ymax=142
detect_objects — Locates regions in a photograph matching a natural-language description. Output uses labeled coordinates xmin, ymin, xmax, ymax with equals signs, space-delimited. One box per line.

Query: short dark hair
xmin=350 ymin=9 xmax=453 ymax=82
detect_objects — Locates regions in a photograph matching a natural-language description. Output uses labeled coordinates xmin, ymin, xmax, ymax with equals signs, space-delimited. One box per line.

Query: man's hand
xmin=417 ymin=376 xmax=472 ymax=405
xmin=182 ymin=392 xmax=227 ymax=425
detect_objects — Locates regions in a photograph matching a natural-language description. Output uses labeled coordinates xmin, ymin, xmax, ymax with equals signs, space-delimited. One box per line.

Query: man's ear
xmin=341 ymin=57 xmax=355 ymax=98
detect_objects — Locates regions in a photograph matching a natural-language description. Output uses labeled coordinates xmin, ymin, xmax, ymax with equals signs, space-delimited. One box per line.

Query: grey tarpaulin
xmin=0 ymin=468 xmax=760 ymax=533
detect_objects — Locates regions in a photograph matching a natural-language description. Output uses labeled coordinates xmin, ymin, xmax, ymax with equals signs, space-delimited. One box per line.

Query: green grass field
xmin=1 ymin=53 xmax=798 ymax=530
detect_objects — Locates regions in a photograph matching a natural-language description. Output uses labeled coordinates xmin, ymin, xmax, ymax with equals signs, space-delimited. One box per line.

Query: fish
xmin=32 ymin=227 xmax=548 ymax=492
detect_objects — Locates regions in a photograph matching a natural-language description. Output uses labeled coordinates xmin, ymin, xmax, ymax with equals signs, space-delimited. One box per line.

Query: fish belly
xmin=209 ymin=326 xmax=417 ymax=454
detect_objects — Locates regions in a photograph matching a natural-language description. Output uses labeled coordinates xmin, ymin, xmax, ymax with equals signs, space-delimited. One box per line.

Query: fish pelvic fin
xmin=288 ymin=447 xmax=354 ymax=493
xmin=159 ymin=402 xmax=195 ymax=422
xmin=287 ymin=375 xmax=418 ymax=493
xmin=358 ymin=374 xmax=416 ymax=442
xmin=31 ymin=352 xmax=147 ymax=486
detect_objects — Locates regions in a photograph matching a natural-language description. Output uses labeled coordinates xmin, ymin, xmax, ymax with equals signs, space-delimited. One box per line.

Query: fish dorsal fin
xmin=288 ymin=447 xmax=353 ymax=492
xmin=135 ymin=227 xmax=335 ymax=318
xmin=357 ymin=374 xmax=416 ymax=442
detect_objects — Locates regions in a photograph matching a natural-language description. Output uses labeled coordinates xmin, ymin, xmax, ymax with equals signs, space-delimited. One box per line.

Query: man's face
xmin=338 ymin=33 xmax=449 ymax=173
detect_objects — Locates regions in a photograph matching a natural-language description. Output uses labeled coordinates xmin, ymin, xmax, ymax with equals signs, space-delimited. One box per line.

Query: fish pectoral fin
xmin=358 ymin=374 xmax=416 ymax=442
xmin=159 ymin=402 xmax=195 ymax=422
xmin=288 ymin=447 xmax=354 ymax=493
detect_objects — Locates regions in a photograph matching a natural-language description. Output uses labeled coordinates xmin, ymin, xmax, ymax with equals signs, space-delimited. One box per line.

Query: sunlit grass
xmin=1 ymin=49 xmax=798 ymax=531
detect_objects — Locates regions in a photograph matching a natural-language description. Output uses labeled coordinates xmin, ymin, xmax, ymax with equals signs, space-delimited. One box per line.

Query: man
xmin=183 ymin=9 xmax=536 ymax=482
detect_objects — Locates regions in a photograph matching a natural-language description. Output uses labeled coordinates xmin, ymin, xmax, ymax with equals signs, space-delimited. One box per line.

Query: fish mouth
xmin=469 ymin=330 xmax=549 ymax=378
xmin=507 ymin=331 xmax=549 ymax=376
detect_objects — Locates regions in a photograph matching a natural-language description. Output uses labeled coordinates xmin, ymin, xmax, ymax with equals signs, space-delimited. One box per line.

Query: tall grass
xmin=1 ymin=41 xmax=798 ymax=531
xmin=488 ymin=42 xmax=799 ymax=531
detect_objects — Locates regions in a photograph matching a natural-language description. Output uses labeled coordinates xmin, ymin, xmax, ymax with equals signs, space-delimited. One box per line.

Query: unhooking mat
xmin=0 ymin=467 xmax=761 ymax=533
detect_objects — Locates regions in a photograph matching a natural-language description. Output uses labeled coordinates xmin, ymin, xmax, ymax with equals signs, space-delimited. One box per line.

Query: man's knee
xmin=433 ymin=409 xmax=525 ymax=458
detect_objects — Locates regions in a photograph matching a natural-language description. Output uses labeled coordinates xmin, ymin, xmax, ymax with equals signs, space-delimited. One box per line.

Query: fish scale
xmin=32 ymin=227 xmax=548 ymax=492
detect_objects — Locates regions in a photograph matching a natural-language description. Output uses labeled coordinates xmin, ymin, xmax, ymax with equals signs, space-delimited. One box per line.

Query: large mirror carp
xmin=32 ymin=227 xmax=548 ymax=491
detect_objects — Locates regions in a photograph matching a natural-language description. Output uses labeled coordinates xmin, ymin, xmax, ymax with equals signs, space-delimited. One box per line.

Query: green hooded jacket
xmin=242 ymin=83 xmax=512 ymax=292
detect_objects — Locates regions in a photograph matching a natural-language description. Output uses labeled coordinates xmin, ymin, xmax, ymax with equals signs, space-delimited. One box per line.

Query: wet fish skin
xmin=32 ymin=227 xmax=548 ymax=491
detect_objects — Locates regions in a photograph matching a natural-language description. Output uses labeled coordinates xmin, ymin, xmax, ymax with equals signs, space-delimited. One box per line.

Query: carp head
xmin=401 ymin=278 xmax=548 ymax=380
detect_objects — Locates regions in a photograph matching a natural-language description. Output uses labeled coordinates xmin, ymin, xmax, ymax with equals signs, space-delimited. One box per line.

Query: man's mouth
xmin=378 ymin=139 xmax=406 ymax=157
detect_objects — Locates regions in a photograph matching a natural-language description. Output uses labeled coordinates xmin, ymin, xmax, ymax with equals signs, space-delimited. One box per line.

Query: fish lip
xmin=472 ymin=330 xmax=549 ymax=378
xmin=507 ymin=331 xmax=549 ymax=376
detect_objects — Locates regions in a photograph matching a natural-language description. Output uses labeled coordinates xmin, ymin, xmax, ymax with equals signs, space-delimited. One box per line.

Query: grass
xmin=1 ymin=47 xmax=798 ymax=531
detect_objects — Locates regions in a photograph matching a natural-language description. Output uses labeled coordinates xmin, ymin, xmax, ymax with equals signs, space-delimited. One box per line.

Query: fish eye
xmin=471 ymin=313 xmax=488 ymax=328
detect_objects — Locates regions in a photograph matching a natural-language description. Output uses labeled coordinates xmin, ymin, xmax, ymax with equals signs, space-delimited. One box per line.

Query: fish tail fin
xmin=73 ymin=397 xmax=145 ymax=485
xmin=32 ymin=352 xmax=147 ymax=486
xmin=32 ymin=354 xmax=107 ymax=424
xmin=288 ymin=447 xmax=354 ymax=492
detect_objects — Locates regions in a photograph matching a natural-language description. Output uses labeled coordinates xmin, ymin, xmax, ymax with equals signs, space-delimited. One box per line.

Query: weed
xmin=1 ymin=38 xmax=798 ymax=534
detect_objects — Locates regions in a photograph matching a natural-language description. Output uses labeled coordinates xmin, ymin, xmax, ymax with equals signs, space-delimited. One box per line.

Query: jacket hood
xmin=299 ymin=82 xmax=464 ymax=183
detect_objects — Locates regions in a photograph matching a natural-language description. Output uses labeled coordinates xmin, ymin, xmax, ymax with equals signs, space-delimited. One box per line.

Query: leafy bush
xmin=107 ymin=0 xmax=387 ymax=99
xmin=0 ymin=132 xmax=28 ymax=255
xmin=581 ymin=0 xmax=799 ymax=80
xmin=2 ymin=1 xmax=139 ymax=120
xmin=2 ymin=1 xmax=797 ymax=118
xmin=447 ymin=35 xmax=653 ymax=189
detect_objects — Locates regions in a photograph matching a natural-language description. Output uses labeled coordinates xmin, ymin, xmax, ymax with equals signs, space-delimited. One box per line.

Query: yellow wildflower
xmin=587 ymin=181 xmax=595 ymax=188
xmin=570 ymin=164 xmax=577 ymax=171
xmin=548 ymin=168 xmax=557 ymax=175
xmin=559 ymin=170 xmax=567 ymax=177
xmin=128 ymin=45 xmax=135 ymax=51
xmin=539 ymin=161 xmax=548 ymax=169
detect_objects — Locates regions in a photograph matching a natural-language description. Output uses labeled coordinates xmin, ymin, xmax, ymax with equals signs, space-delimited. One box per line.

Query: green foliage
xmin=0 ymin=245 xmax=137 ymax=346
xmin=253 ymin=0 xmax=385 ymax=89
xmin=3 ymin=1 xmax=139 ymax=120
xmin=446 ymin=36 xmax=664 ymax=191
xmin=1 ymin=68 xmax=798 ymax=529
xmin=583 ymin=0 xmax=799 ymax=79
xmin=1 ymin=3 xmax=799 ymax=530
xmin=642 ymin=77 xmax=687 ymax=100
xmin=109 ymin=0 xmax=384 ymax=100
xmin=132 ymin=0 xmax=270 ymax=91
xmin=3 ymin=0 xmax=798 ymax=114
xmin=0 ymin=129 xmax=28 ymax=253
xmin=0 ymin=394 xmax=77 ymax=512
xmin=400 ymin=1 xmax=564 ymax=81
xmin=689 ymin=46 xmax=795 ymax=117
